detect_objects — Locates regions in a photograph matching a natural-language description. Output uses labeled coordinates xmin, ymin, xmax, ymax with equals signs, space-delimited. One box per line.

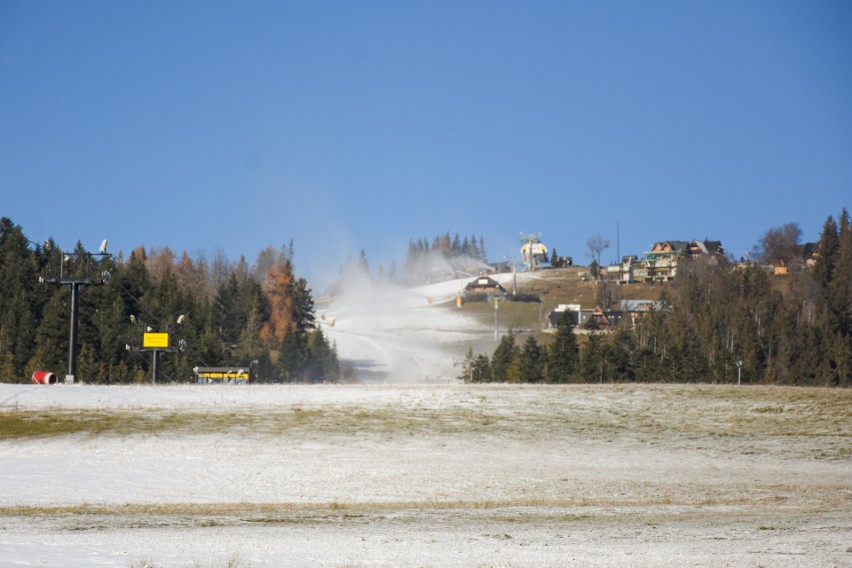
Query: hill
xmin=456 ymin=267 xmax=666 ymax=338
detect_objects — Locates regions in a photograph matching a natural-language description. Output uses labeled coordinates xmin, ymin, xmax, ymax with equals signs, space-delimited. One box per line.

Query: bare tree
xmin=585 ymin=233 xmax=611 ymax=266
xmin=758 ymin=222 xmax=802 ymax=266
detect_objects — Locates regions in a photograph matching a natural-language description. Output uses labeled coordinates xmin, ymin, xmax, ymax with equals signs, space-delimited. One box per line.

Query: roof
xmin=464 ymin=275 xmax=506 ymax=292
xmin=689 ymin=240 xmax=725 ymax=255
xmin=620 ymin=299 xmax=663 ymax=311
xmin=802 ymin=242 xmax=819 ymax=258
xmin=650 ymin=241 xmax=690 ymax=254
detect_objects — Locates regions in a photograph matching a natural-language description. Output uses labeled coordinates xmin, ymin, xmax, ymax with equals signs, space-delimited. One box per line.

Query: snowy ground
xmin=321 ymin=275 xmax=498 ymax=383
xmin=1 ymin=383 xmax=850 ymax=567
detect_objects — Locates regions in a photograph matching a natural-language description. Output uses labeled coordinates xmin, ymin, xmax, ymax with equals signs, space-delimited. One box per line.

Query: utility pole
xmin=39 ymin=241 xmax=112 ymax=384
xmin=494 ymin=298 xmax=499 ymax=341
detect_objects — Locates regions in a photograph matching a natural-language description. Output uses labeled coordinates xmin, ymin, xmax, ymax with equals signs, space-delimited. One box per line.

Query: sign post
xmin=127 ymin=319 xmax=186 ymax=384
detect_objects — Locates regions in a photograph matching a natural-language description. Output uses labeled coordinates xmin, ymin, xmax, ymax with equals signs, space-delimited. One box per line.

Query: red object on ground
xmin=32 ymin=370 xmax=58 ymax=385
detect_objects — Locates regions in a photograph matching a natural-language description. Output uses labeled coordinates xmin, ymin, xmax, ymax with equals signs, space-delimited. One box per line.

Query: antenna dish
xmin=99 ymin=239 xmax=108 ymax=254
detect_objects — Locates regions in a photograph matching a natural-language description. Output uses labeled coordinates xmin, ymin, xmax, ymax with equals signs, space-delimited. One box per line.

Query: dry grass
xmin=2 ymin=385 xmax=849 ymax=461
xmin=4 ymin=475 xmax=849 ymax=526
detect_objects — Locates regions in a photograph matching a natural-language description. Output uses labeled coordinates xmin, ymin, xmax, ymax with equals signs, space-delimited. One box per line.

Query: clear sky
xmin=2 ymin=1 xmax=850 ymax=287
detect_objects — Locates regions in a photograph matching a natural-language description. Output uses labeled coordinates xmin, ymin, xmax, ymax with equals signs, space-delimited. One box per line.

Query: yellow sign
xmin=143 ymin=332 xmax=170 ymax=348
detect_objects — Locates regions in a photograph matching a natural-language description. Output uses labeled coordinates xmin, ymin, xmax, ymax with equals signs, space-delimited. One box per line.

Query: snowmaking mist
xmin=321 ymin=257 xmax=492 ymax=383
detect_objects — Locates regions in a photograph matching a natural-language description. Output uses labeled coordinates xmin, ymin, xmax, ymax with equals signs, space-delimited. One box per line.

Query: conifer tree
xmin=579 ymin=333 xmax=604 ymax=382
xmin=519 ymin=335 xmax=546 ymax=383
xmin=547 ymin=311 xmax=579 ymax=383
xmin=306 ymin=327 xmax=339 ymax=382
xmin=33 ymin=289 xmax=68 ymax=373
xmin=491 ymin=333 xmax=517 ymax=382
xmin=213 ymin=273 xmax=246 ymax=347
xmin=279 ymin=328 xmax=308 ymax=381
xmin=829 ymin=209 xmax=852 ymax=336
xmin=471 ymin=353 xmax=492 ymax=382
xmin=814 ymin=215 xmax=839 ymax=290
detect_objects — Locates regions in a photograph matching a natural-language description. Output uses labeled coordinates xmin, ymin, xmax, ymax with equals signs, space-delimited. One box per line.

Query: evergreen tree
xmin=459 ymin=348 xmax=476 ymax=382
xmin=579 ymin=333 xmax=604 ymax=382
xmin=491 ymin=333 xmax=518 ymax=382
xmin=291 ymin=277 xmax=316 ymax=334
xmin=471 ymin=354 xmax=492 ymax=382
xmin=279 ymin=328 xmax=308 ymax=381
xmin=546 ymin=311 xmax=579 ymax=382
xmin=459 ymin=348 xmax=492 ymax=382
xmin=33 ymin=288 xmax=68 ymax=374
xmin=814 ymin=215 xmax=839 ymax=290
xmin=468 ymin=234 xmax=479 ymax=260
xmin=306 ymin=327 xmax=339 ymax=383
xmin=829 ymin=209 xmax=852 ymax=335
xmin=519 ymin=335 xmax=546 ymax=383
xmin=213 ymin=273 xmax=246 ymax=347
xmin=358 ymin=249 xmax=369 ymax=273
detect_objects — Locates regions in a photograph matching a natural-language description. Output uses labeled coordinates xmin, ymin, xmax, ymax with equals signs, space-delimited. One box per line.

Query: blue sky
xmin=2 ymin=1 xmax=850 ymax=286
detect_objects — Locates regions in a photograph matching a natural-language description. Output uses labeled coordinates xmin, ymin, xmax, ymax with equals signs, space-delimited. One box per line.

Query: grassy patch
xmin=3 ymin=480 xmax=849 ymax=522
xmin=2 ymin=385 xmax=849 ymax=462
xmin=0 ymin=409 xmax=247 ymax=440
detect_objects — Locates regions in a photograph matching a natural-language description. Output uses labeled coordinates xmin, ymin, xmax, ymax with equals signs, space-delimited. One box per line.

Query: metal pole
xmin=66 ymin=282 xmax=80 ymax=383
xmin=152 ymin=349 xmax=159 ymax=384
xmin=494 ymin=300 xmax=498 ymax=341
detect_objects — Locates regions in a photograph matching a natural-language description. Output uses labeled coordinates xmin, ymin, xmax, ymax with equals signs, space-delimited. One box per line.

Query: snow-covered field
xmin=1 ymin=383 xmax=850 ymax=567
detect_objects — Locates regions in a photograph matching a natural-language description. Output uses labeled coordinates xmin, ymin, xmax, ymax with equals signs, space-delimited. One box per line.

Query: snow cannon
xmin=32 ymin=370 xmax=58 ymax=385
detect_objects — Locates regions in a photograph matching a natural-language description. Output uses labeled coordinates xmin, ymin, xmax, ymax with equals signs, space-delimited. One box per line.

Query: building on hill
xmin=595 ymin=240 xmax=727 ymax=284
xmin=620 ymin=299 xmax=668 ymax=327
xmin=634 ymin=240 xmax=726 ymax=283
xmin=688 ymin=240 xmax=726 ymax=259
xmin=548 ymin=303 xmax=582 ymax=327
xmin=547 ymin=303 xmax=623 ymax=331
xmin=464 ymin=274 xmax=507 ymax=296
xmin=643 ymin=241 xmax=689 ymax=282
xmin=801 ymin=242 xmax=819 ymax=268
xmin=588 ymin=305 xmax=622 ymax=330
xmin=602 ymin=255 xmax=640 ymax=284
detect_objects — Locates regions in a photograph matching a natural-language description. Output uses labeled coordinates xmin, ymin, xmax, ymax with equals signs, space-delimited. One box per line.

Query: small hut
xmin=464 ymin=274 xmax=507 ymax=296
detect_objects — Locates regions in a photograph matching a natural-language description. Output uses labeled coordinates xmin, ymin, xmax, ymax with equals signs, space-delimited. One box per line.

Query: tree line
xmin=404 ymin=232 xmax=488 ymax=284
xmin=0 ymin=217 xmax=340 ymax=384
xmin=462 ymin=210 xmax=852 ymax=387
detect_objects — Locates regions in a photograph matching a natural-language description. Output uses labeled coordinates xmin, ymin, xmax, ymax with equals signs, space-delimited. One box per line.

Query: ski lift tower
xmin=520 ymin=232 xmax=548 ymax=271
xmin=39 ymin=239 xmax=112 ymax=384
